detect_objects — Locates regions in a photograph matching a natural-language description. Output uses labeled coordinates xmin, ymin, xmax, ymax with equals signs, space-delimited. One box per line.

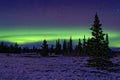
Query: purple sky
xmin=0 ymin=0 xmax=120 ymax=29
xmin=0 ymin=0 xmax=120 ymax=47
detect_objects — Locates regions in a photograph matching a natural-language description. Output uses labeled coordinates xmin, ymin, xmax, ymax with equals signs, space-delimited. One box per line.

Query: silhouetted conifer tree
xmin=105 ymin=34 xmax=109 ymax=48
xmin=68 ymin=37 xmax=72 ymax=54
xmin=83 ymin=36 xmax=86 ymax=48
xmin=41 ymin=40 xmax=49 ymax=56
xmin=55 ymin=39 xmax=61 ymax=55
xmin=0 ymin=42 xmax=4 ymax=53
xmin=62 ymin=40 xmax=67 ymax=55
xmin=82 ymin=36 xmax=87 ymax=55
xmin=14 ymin=43 xmax=20 ymax=53
xmin=76 ymin=39 xmax=82 ymax=55
xmin=88 ymin=13 xmax=110 ymax=58
xmin=0 ymin=42 xmax=9 ymax=53
xmin=8 ymin=43 xmax=21 ymax=53
xmin=87 ymin=13 xmax=113 ymax=67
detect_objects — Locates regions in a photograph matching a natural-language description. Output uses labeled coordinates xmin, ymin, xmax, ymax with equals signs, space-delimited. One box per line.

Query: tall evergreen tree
xmin=103 ymin=34 xmax=111 ymax=56
xmin=62 ymin=40 xmax=67 ymax=55
xmin=68 ymin=37 xmax=72 ymax=54
xmin=89 ymin=13 xmax=106 ymax=57
xmin=83 ymin=36 xmax=86 ymax=48
xmin=77 ymin=39 xmax=82 ymax=55
xmin=105 ymin=34 xmax=109 ymax=48
xmin=55 ymin=39 xmax=61 ymax=55
xmin=41 ymin=40 xmax=49 ymax=56
xmin=89 ymin=14 xmax=105 ymax=56
xmin=82 ymin=36 xmax=87 ymax=55
xmin=87 ymin=14 xmax=113 ymax=67
xmin=74 ymin=38 xmax=82 ymax=56
xmin=14 ymin=43 xmax=19 ymax=53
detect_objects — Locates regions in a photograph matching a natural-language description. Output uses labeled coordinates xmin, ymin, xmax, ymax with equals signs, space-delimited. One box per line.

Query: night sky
xmin=0 ymin=0 xmax=120 ymax=47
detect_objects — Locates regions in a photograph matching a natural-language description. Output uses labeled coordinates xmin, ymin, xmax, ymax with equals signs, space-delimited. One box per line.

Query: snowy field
xmin=0 ymin=53 xmax=120 ymax=80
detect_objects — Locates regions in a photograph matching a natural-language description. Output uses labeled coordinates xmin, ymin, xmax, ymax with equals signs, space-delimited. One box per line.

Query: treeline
xmin=0 ymin=42 xmax=21 ymax=53
xmin=0 ymin=14 xmax=112 ymax=59
xmin=0 ymin=32 xmax=110 ymax=58
xmin=0 ymin=37 xmax=87 ymax=56
xmin=0 ymin=13 xmax=114 ymax=67
xmin=40 ymin=38 xmax=83 ymax=56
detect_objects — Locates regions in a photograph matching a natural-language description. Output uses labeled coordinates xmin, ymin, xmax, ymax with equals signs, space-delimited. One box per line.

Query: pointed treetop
xmin=84 ymin=35 xmax=86 ymax=39
xmin=93 ymin=13 xmax=102 ymax=26
xmin=78 ymin=38 xmax=81 ymax=41
xmin=95 ymin=12 xmax=98 ymax=18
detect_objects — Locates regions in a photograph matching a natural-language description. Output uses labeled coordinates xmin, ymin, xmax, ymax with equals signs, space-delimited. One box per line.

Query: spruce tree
xmin=87 ymin=14 xmax=113 ymax=67
xmin=82 ymin=36 xmax=87 ymax=55
xmin=75 ymin=39 xmax=82 ymax=55
xmin=105 ymin=34 xmax=109 ymax=49
xmin=83 ymin=36 xmax=86 ymax=48
xmin=14 ymin=43 xmax=20 ymax=53
xmin=55 ymin=39 xmax=61 ymax=55
xmin=77 ymin=39 xmax=82 ymax=55
xmin=62 ymin=40 xmax=67 ymax=55
xmin=68 ymin=37 xmax=72 ymax=54
xmin=89 ymin=13 xmax=106 ymax=57
xmin=41 ymin=40 xmax=49 ymax=56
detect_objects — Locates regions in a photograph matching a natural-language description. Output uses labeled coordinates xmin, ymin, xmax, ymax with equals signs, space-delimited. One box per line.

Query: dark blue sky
xmin=0 ymin=0 xmax=120 ymax=29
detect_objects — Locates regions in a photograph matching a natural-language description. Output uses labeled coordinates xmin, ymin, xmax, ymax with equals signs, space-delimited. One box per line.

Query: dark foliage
xmin=68 ymin=37 xmax=73 ymax=54
xmin=41 ymin=40 xmax=49 ymax=57
xmin=55 ymin=39 xmax=61 ymax=55
xmin=75 ymin=39 xmax=82 ymax=55
xmin=82 ymin=36 xmax=87 ymax=55
xmin=62 ymin=40 xmax=68 ymax=55
xmin=86 ymin=13 xmax=113 ymax=67
xmin=0 ymin=42 xmax=21 ymax=54
xmin=87 ymin=13 xmax=110 ymax=58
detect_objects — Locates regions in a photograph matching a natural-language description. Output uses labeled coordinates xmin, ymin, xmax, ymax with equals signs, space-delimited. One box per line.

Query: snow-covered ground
xmin=0 ymin=53 xmax=120 ymax=80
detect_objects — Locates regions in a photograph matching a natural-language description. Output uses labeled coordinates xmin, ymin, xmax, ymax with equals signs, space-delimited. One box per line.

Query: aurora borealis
xmin=0 ymin=0 xmax=120 ymax=47
xmin=0 ymin=26 xmax=119 ymax=47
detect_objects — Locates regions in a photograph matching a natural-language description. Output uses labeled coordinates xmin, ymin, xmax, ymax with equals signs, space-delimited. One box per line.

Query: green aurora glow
xmin=0 ymin=26 xmax=119 ymax=47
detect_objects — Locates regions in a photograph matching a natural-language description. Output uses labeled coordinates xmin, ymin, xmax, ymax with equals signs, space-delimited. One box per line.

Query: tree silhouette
xmin=14 ymin=43 xmax=21 ymax=53
xmin=87 ymin=13 xmax=113 ymax=67
xmin=55 ymin=39 xmax=61 ymax=55
xmin=76 ymin=39 xmax=82 ymax=55
xmin=0 ymin=42 xmax=9 ymax=53
xmin=82 ymin=36 xmax=87 ymax=55
xmin=68 ymin=37 xmax=72 ymax=54
xmin=89 ymin=13 xmax=106 ymax=57
xmin=105 ymin=34 xmax=109 ymax=49
xmin=41 ymin=40 xmax=49 ymax=56
xmin=0 ymin=42 xmax=4 ymax=53
xmin=62 ymin=39 xmax=67 ymax=55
